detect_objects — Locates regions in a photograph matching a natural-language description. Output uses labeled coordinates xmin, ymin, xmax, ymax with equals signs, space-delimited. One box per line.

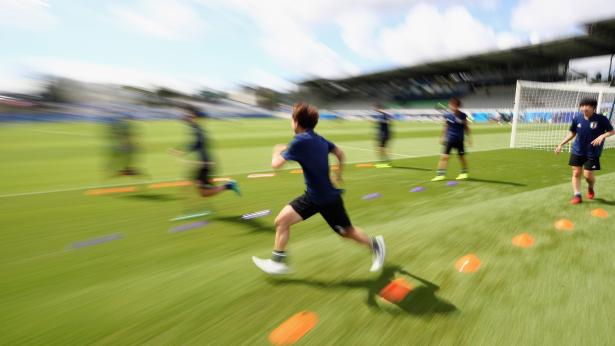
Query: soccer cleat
xmin=587 ymin=187 xmax=595 ymax=200
xmin=456 ymin=173 xmax=469 ymax=180
xmin=570 ymin=195 xmax=582 ymax=205
xmin=370 ymin=236 xmax=386 ymax=272
xmin=431 ymin=175 xmax=445 ymax=182
xmin=252 ymin=256 xmax=291 ymax=275
xmin=225 ymin=180 xmax=241 ymax=196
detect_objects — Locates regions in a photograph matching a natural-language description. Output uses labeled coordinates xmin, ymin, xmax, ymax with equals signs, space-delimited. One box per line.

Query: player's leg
xmin=571 ymin=166 xmax=583 ymax=204
xmin=583 ymin=157 xmax=599 ymax=199
xmin=432 ymin=150 xmax=450 ymax=181
xmin=456 ymin=142 xmax=468 ymax=180
xmin=273 ymin=205 xmax=304 ymax=254
xmin=320 ymin=197 xmax=385 ymax=272
xmin=196 ymin=165 xmax=240 ymax=197
xmin=253 ymin=195 xmax=317 ymax=275
xmin=568 ymin=154 xmax=584 ymax=204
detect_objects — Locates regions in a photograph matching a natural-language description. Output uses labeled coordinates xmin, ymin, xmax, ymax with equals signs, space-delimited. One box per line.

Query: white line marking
xmin=0 ymin=147 xmax=508 ymax=198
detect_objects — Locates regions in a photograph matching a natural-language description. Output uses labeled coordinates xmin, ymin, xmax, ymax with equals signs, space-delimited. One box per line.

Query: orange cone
xmin=290 ymin=169 xmax=303 ymax=174
xmin=591 ymin=208 xmax=608 ymax=219
xmin=269 ymin=311 xmax=318 ymax=346
xmin=355 ymin=163 xmax=374 ymax=168
xmin=554 ymin=219 xmax=574 ymax=231
xmin=512 ymin=233 xmax=535 ymax=248
xmin=455 ymin=254 xmax=481 ymax=273
xmin=379 ymin=278 xmax=413 ymax=303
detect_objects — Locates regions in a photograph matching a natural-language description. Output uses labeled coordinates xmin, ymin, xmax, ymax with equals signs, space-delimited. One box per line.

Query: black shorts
xmin=195 ymin=165 xmax=214 ymax=188
xmin=569 ymin=154 xmax=601 ymax=170
xmin=289 ymin=194 xmax=352 ymax=235
xmin=444 ymin=140 xmax=465 ymax=155
xmin=378 ymin=133 xmax=390 ymax=147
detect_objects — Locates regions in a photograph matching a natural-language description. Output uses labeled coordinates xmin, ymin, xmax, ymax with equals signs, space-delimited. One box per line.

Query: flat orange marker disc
xmin=331 ymin=165 xmax=340 ymax=171
xmin=248 ymin=173 xmax=276 ymax=178
xmin=512 ymin=233 xmax=535 ymax=248
xmin=85 ymin=186 xmax=137 ymax=196
xmin=269 ymin=311 xmax=318 ymax=346
xmin=455 ymin=254 xmax=481 ymax=273
xmin=290 ymin=169 xmax=303 ymax=174
xmin=591 ymin=208 xmax=608 ymax=219
xmin=554 ymin=219 xmax=574 ymax=231
xmin=379 ymin=278 xmax=413 ymax=303
xmin=355 ymin=163 xmax=374 ymax=168
xmin=211 ymin=177 xmax=233 ymax=182
xmin=148 ymin=180 xmax=192 ymax=189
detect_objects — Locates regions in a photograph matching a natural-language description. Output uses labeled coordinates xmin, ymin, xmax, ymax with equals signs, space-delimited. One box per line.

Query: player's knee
xmin=572 ymin=169 xmax=582 ymax=178
xmin=274 ymin=215 xmax=290 ymax=229
xmin=441 ymin=154 xmax=450 ymax=160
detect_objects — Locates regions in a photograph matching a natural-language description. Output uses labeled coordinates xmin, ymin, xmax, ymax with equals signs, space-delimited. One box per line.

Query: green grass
xmin=1 ymin=119 xmax=615 ymax=345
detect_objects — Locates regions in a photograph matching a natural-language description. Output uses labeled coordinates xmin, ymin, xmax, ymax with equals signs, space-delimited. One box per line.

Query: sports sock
xmin=271 ymin=250 xmax=287 ymax=263
xmin=437 ymin=169 xmax=445 ymax=176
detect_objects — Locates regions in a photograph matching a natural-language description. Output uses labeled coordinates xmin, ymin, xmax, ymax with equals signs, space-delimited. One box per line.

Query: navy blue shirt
xmin=282 ymin=130 xmax=341 ymax=205
xmin=570 ymin=113 xmax=613 ymax=158
xmin=445 ymin=112 xmax=467 ymax=142
xmin=188 ymin=122 xmax=210 ymax=162
xmin=374 ymin=111 xmax=392 ymax=137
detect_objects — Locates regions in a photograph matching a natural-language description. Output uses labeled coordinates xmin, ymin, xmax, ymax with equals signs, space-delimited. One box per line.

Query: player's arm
xmin=591 ymin=120 xmax=615 ymax=146
xmin=464 ymin=120 xmax=472 ymax=146
xmin=331 ymin=146 xmax=345 ymax=184
xmin=271 ymin=144 xmax=288 ymax=169
xmin=439 ymin=121 xmax=447 ymax=145
xmin=555 ymin=131 xmax=576 ymax=154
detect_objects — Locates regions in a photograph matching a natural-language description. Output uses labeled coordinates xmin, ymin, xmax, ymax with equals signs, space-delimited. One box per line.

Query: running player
xmin=169 ymin=106 xmax=240 ymax=197
xmin=374 ymin=104 xmax=393 ymax=163
xmin=252 ymin=103 xmax=385 ymax=275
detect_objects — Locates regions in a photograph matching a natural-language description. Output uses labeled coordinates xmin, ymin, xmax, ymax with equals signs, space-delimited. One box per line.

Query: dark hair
xmin=579 ymin=97 xmax=597 ymax=108
xmin=292 ymin=102 xmax=319 ymax=129
xmin=449 ymin=97 xmax=461 ymax=107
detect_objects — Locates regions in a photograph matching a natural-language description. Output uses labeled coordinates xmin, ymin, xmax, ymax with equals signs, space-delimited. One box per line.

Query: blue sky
xmin=1 ymin=0 xmax=614 ymax=93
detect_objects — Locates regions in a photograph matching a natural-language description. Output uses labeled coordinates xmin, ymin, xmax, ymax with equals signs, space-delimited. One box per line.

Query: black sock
xmin=370 ymin=238 xmax=379 ymax=253
xmin=437 ymin=169 xmax=445 ymax=176
xmin=271 ymin=250 xmax=287 ymax=263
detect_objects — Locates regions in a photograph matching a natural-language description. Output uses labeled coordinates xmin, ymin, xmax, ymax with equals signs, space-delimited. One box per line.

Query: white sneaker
xmin=252 ymin=256 xmax=291 ymax=275
xmin=370 ymin=236 xmax=386 ymax=272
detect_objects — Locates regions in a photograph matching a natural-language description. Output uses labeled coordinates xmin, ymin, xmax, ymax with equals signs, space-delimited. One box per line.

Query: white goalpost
xmin=510 ymin=80 xmax=615 ymax=151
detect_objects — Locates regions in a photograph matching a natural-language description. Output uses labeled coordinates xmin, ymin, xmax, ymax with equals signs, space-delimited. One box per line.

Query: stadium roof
xmin=301 ymin=17 xmax=615 ymax=87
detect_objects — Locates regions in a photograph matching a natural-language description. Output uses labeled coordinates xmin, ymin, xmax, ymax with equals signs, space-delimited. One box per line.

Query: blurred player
xmin=373 ymin=104 xmax=393 ymax=163
xmin=169 ymin=106 xmax=241 ymax=197
xmin=252 ymin=103 xmax=385 ymax=275
xmin=108 ymin=112 xmax=140 ymax=176
xmin=431 ymin=97 xmax=472 ymax=181
xmin=555 ymin=98 xmax=614 ymax=204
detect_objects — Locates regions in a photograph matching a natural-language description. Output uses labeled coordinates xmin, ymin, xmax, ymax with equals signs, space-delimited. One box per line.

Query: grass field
xmin=2 ymin=119 xmax=615 ymax=345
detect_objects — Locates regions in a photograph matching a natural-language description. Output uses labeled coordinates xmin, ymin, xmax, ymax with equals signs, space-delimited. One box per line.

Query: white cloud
xmin=511 ymin=0 xmax=615 ymax=34
xmin=244 ymin=69 xmax=297 ymax=92
xmin=25 ymin=58 xmax=210 ymax=93
xmin=217 ymin=0 xmax=360 ymax=79
xmin=0 ymin=0 xmax=56 ymax=31
xmin=378 ymin=4 xmax=501 ymax=65
xmin=337 ymin=8 xmax=381 ymax=59
xmin=496 ymin=32 xmax=524 ymax=49
xmin=110 ymin=0 xmax=205 ymax=40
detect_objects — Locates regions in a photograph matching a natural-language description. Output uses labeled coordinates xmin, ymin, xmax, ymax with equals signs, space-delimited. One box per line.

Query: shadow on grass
xmin=594 ymin=198 xmax=615 ymax=206
xmin=213 ymin=215 xmax=272 ymax=233
xmin=269 ymin=264 xmax=457 ymax=316
xmin=124 ymin=193 xmax=181 ymax=201
xmin=466 ymin=177 xmax=526 ymax=187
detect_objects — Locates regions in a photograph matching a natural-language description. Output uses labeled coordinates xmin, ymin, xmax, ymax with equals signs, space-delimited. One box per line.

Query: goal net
xmin=510 ymin=80 xmax=615 ymax=151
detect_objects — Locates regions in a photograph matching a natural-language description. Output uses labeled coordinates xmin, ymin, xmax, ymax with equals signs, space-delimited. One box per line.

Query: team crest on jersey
xmin=577 ymin=123 xmax=582 ymax=128
xmin=590 ymin=121 xmax=597 ymax=129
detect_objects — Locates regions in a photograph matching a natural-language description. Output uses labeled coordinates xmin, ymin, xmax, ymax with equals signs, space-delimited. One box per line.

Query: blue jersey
xmin=282 ymin=130 xmax=341 ymax=205
xmin=188 ymin=122 xmax=210 ymax=162
xmin=445 ymin=112 xmax=467 ymax=142
xmin=374 ymin=111 xmax=392 ymax=137
xmin=570 ymin=113 xmax=613 ymax=158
